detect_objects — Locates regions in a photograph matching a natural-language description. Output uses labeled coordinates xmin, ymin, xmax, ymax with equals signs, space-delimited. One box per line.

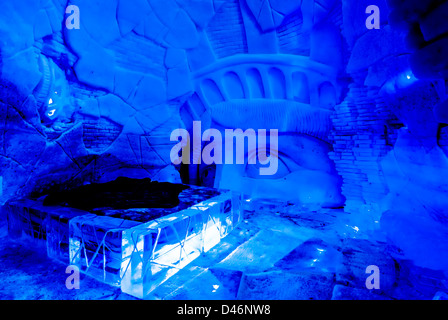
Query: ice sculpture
xmin=183 ymin=3 xmax=346 ymax=208
xmin=35 ymin=55 xmax=76 ymax=133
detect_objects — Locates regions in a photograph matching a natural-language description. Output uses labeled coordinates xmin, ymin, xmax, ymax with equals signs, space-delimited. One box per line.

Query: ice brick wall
xmin=82 ymin=118 xmax=123 ymax=152
xmin=206 ymin=0 xmax=248 ymax=59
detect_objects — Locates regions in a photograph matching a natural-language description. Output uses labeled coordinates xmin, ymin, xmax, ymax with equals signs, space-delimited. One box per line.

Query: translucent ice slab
xmin=121 ymin=191 xmax=242 ymax=299
xmin=4 ymin=199 xmax=89 ymax=262
xmin=4 ymin=199 xmax=48 ymax=242
xmin=69 ymin=214 xmax=140 ymax=286
xmin=45 ymin=206 xmax=90 ymax=262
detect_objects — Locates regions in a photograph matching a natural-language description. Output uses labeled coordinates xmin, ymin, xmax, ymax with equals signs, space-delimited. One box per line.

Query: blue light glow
xmin=0 ymin=0 xmax=448 ymax=301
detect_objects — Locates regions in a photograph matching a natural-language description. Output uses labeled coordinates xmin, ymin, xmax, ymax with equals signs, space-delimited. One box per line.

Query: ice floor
xmin=1 ymin=203 xmax=447 ymax=300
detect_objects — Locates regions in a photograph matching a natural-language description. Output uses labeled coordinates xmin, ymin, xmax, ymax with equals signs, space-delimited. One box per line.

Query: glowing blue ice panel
xmin=121 ymin=191 xmax=242 ymax=299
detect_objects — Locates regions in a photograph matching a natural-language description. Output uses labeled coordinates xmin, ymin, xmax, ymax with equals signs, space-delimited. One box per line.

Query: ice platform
xmin=3 ymin=179 xmax=242 ymax=299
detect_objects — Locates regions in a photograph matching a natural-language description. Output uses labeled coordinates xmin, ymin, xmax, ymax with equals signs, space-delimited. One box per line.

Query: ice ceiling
xmin=1 ymin=0 xmax=448 ymax=271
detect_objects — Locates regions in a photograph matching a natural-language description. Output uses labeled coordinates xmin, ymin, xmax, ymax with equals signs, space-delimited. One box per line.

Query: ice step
xmin=155 ymin=227 xmax=330 ymax=299
xmin=214 ymin=228 xmax=315 ymax=274
xmin=163 ymin=267 xmax=241 ymax=300
xmin=144 ymin=222 xmax=256 ymax=300
xmin=237 ymin=270 xmax=335 ymax=300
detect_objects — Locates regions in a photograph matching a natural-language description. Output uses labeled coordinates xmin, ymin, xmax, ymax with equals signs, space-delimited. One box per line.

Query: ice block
xmin=69 ymin=214 xmax=141 ymax=286
xmin=121 ymin=191 xmax=242 ymax=299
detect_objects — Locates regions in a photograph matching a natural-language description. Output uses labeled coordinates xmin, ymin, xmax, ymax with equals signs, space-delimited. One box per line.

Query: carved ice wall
xmin=0 ymin=0 xmax=218 ymax=204
xmin=0 ymin=0 xmax=347 ymax=210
